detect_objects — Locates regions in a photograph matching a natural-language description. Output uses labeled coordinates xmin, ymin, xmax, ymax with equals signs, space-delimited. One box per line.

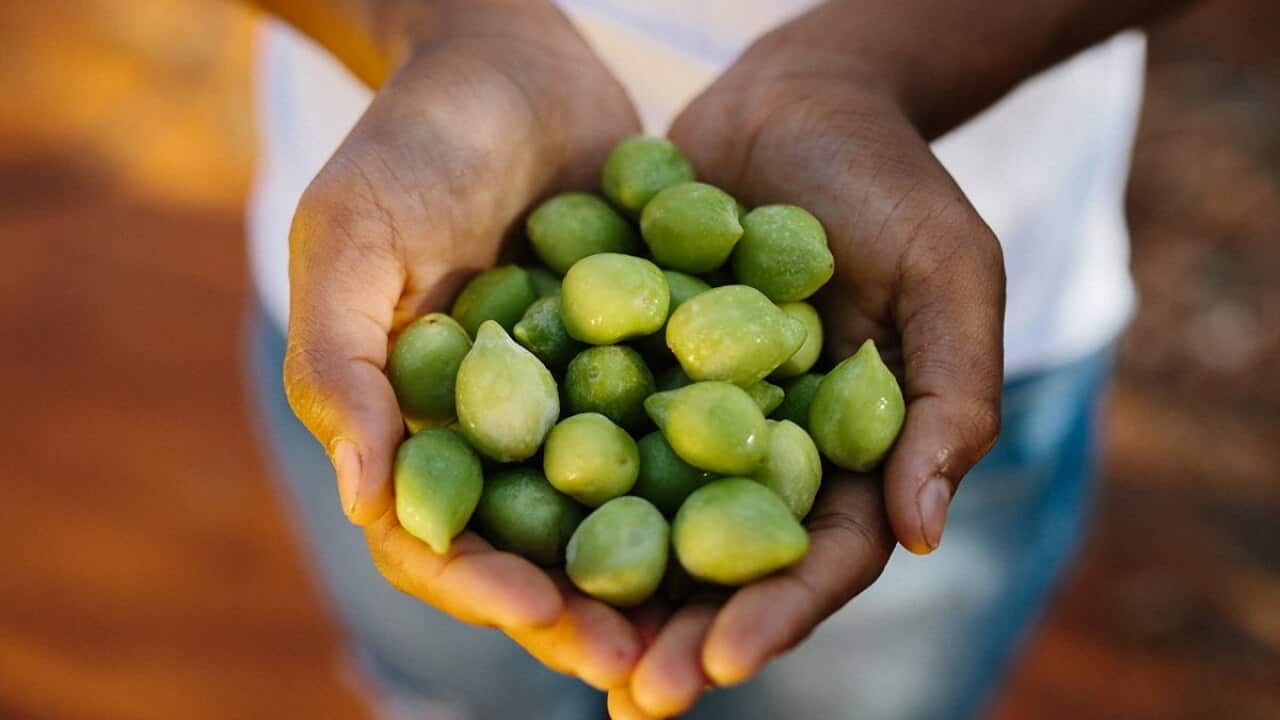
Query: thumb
xmin=882 ymin=211 xmax=1005 ymax=554
xmin=283 ymin=188 xmax=407 ymax=527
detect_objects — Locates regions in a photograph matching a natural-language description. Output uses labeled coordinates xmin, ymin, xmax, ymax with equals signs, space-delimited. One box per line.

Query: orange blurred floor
xmin=1 ymin=2 xmax=1278 ymax=719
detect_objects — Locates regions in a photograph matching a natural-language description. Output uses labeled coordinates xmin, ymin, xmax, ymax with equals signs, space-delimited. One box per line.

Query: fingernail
xmin=917 ymin=477 xmax=951 ymax=552
xmin=331 ymin=439 xmax=362 ymax=519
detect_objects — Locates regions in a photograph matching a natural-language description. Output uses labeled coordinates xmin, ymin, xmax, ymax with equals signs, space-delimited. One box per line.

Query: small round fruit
xmin=454 ymin=321 xmax=559 ymax=462
xmin=450 ymin=265 xmax=538 ymax=337
xmin=753 ymin=420 xmax=822 ymax=519
xmin=544 ymin=413 xmax=640 ymax=507
xmin=526 ymin=192 xmax=638 ymax=274
xmin=513 ymin=295 xmax=583 ymax=370
xmin=561 ymin=253 xmax=670 ymax=345
xmin=640 ymin=182 xmax=743 ymax=273
xmin=475 ymin=469 xmax=584 ymax=566
xmin=567 ymin=496 xmax=669 ymax=607
xmin=644 ymin=382 xmax=769 ymax=475
xmin=393 ymin=428 xmax=483 ymax=555
xmin=731 ymin=205 xmax=833 ymax=302
xmin=387 ymin=313 xmax=471 ymax=431
xmin=666 ymin=285 xmax=807 ymax=386
xmin=601 ymin=135 xmax=695 ymax=214
xmin=810 ymin=339 xmax=905 ymax=471
xmin=563 ymin=345 xmax=655 ymax=430
xmin=673 ymin=478 xmax=809 ymax=585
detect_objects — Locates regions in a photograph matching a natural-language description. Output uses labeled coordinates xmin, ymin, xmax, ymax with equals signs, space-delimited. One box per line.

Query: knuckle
xmin=930 ymin=400 xmax=1002 ymax=480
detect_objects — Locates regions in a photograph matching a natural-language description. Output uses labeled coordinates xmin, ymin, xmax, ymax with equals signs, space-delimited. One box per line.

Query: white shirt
xmin=248 ymin=0 xmax=1145 ymax=378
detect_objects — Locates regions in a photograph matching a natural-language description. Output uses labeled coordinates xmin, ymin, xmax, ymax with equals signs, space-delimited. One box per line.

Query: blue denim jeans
xmin=247 ymin=307 xmax=1110 ymax=720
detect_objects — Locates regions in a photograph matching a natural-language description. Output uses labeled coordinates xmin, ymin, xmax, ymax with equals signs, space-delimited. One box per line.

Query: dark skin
xmin=254 ymin=0 xmax=1197 ymax=715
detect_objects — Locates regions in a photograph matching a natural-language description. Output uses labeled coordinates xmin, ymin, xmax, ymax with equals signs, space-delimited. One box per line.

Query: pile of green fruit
xmin=386 ymin=136 xmax=905 ymax=608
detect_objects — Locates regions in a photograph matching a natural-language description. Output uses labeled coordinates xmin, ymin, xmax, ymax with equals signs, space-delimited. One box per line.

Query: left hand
xmin=607 ymin=8 xmax=1007 ymax=716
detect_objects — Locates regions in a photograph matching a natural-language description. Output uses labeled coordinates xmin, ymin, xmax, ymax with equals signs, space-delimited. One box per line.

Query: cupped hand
xmin=282 ymin=2 xmax=644 ymax=689
xmin=609 ymin=18 xmax=1006 ymax=718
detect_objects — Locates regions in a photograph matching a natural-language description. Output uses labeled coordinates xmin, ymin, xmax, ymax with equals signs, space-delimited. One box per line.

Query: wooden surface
xmin=1 ymin=1 xmax=1277 ymax=719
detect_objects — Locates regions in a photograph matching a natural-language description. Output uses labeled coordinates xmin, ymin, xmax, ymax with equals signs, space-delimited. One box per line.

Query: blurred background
xmin=0 ymin=1 xmax=1276 ymax=718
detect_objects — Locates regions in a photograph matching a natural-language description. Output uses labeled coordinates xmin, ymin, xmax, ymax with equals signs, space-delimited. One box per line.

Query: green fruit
xmin=666 ymin=285 xmax=807 ymax=386
xmin=455 ymin=321 xmax=560 ymax=462
xmin=526 ymin=192 xmax=639 ymax=274
xmin=731 ymin=205 xmax=833 ymax=302
xmin=644 ymin=382 xmax=769 ymax=475
xmin=640 ymin=182 xmax=744 ymax=273
xmin=673 ymin=477 xmax=809 ymax=585
xmin=654 ymin=365 xmax=693 ymax=392
xmin=633 ymin=431 xmax=717 ymax=516
xmin=544 ymin=413 xmax=640 ymax=507
xmin=450 ymin=265 xmax=538 ymax=337
xmin=561 ymin=253 xmax=670 ymax=344
xmin=567 ymin=496 xmax=669 ymax=607
xmin=632 ymin=270 xmax=712 ymax=364
xmin=393 ymin=428 xmax=483 ymax=555
xmin=387 ymin=313 xmax=471 ymax=431
xmin=772 ymin=302 xmax=824 ymax=379
xmin=475 ymin=468 xmax=585 ymax=566
xmin=528 ymin=266 xmax=562 ymax=298
xmin=564 ymin=345 xmax=655 ymax=430
xmin=771 ymin=373 xmax=824 ymax=430
xmin=810 ymin=339 xmax=905 ymax=471
xmin=601 ymin=135 xmax=695 ymax=215
xmin=513 ymin=295 xmax=583 ymax=370
xmin=745 ymin=380 xmax=785 ymax=415
xmin=753 ymin=420 xmax=822 ymax=519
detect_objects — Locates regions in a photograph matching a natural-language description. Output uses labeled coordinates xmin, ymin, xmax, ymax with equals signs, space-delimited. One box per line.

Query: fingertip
xmin=704 ymin=586 xmax=794 ymax=688
xmin=883 ymin=426 xmax=959 ymax=554
xmin=630 ymin=604 xmax=715 ymax=717
xmin=885 ymin=482 xmax=944 ymax=555
xmin=608 ymin=688 xmax=658 ymax=720
xmin=701 ymin=640 xmax=756 ymax=689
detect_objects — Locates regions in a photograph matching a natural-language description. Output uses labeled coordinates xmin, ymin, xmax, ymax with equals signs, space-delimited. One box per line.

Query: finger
xmin=608 ymin=687 xmax=659 ymax=720
xmin=284 ymin=176 xmax=408 ymax=526
xmin=629 ymin=603 xmax=718 ymax=718
xmin=364 ymin=511 xmax=563 ymax=628
xmin=883 ymin=206 xmax=1004 ymax=553
xmin=508 ymin=583 xmax=643 ymax=691
xmin=702 ymin=476 xmax=893 ymax=686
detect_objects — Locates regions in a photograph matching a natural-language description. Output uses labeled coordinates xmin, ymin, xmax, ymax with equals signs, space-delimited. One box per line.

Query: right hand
xmin=282 ymin=0 xmax=645 ymax=690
